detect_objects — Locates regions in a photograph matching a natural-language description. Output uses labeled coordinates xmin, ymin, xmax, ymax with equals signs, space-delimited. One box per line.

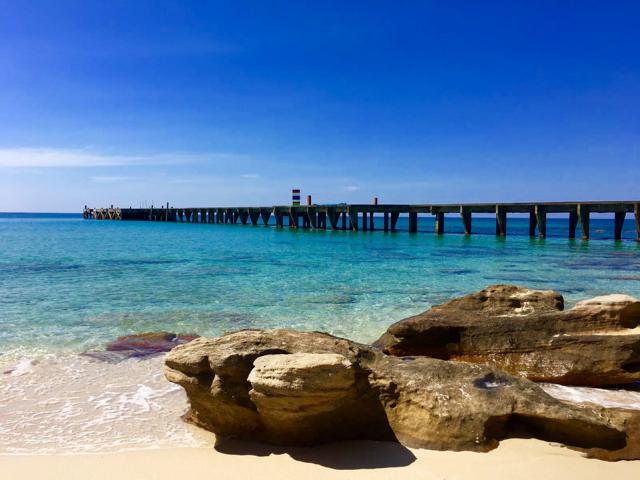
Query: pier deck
xmin=84 ymin=201 xmax=640 ymax=241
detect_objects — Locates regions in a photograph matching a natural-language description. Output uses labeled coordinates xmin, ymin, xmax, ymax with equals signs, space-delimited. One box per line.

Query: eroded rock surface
xmin=373 ymin=285 xmax=640 ymax=386
xmin=165 ymin=330 xmax=392 ymax=445
xmin=164 ymin=328 xmax=637 ymax=460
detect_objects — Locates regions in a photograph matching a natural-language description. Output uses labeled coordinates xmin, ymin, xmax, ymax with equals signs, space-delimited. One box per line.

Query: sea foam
xmin=0 ymin=354 xmax=207 ymax=454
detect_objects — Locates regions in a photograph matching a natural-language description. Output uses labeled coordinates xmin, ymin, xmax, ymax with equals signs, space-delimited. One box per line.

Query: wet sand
xmin=2 ymin=437 xmax=639 ymax=480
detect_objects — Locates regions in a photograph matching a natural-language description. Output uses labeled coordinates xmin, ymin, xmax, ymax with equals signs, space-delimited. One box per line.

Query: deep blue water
xmin=1 ymin=212 xmax=639 ymax=356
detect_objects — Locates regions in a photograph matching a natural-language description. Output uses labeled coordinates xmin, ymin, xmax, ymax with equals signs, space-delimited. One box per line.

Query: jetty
xmin=84 ymin=201 xmax=640 ymax=241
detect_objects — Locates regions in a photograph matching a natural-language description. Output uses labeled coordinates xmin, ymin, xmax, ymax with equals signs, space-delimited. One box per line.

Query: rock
xmin=247 ymin=353 xmax=362 ymax=444
xmin=165 ymin=328 xmax=636 ymax=459
xmin=369 ymin=354 xmax=626 ymax=453
xmin=83 ymin=332 xmax=199 ymax=362
xmin=581 ymin=410 xmax=640 ymax=461
xmin=165 ymin=329 xmax=392 ymax=445
xmin=373 ymin=285 xmax=640 ymax=386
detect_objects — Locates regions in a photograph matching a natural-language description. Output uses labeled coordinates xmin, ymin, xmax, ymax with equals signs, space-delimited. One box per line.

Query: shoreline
xmin=2 ymin=438 xmax=639 ymax=480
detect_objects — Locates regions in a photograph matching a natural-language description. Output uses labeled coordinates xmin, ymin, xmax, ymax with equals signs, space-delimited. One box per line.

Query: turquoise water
xmin=1 ymin=212 xmax=639 ymax=356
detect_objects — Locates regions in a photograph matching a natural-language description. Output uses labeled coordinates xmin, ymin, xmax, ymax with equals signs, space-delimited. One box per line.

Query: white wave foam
xmin=0 ymin=354 xmax=207 ymax=454
xmin=5 ymin=358 xmax=38 ymax=376
xmin=541 ymin=383 xmax=640 ymax=410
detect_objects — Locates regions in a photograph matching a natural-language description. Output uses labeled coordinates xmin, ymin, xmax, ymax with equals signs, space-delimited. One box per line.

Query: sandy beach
xmin=3 ymin=437 xmax=639 ymax=480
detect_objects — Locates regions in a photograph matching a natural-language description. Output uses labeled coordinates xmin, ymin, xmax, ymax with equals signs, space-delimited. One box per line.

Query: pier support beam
xmin=495 ymin=206 xmax=507 ymax=236
xmin=369 ymin=212 xmax=374 ymax=231
xmin=239 ymin=211 xmax=249 ymax=225
xmin=528 ymin=211 xmax=537 ymax=237
xmin=390 ymin=212 xmax=400 ymax=232
xmin=408 ymin=212 xmax=418 ymax=233
xmin=307 ymin=209 xmax=317 ymax=229
xmin=261 ymin=211 xmax=271 ymax=226
xmin=362 ymin=211 xmax=368 ymax=231
xmin=460 ymin=207 xmax=472 ymax=235
xmin=327 ymin=209 xmax=339 ymax=230
xmin=383 ymin=212 xmax=389 ymax=232
xmin=319 ymin=212 xmax=327 ymax=229
xmin=349 ymin=209 xmax=359 ymax=231
xmin=435 ymin=211 xmax=444 ymax=235
xmin=275 ymin=211 xmax=284 ymax=228
xmin=249 ymin=211 xmax=260 ymax=225
xmin=635 ymin=203 xmax=640 ymax=242
xmin=341 ymin=212 xmax=347 ymax=231
xmin=578 ymin=204 xmax=590 ymax=240
xmin=289 ymin=212 xmax=298 ymax=229
xmin=614 ymin=211 xmax=626 ymax=240
xmin=535 ymin=205 xmax=546 ymax=238
xmin=568 ymin=210 xmax=578 ymax=239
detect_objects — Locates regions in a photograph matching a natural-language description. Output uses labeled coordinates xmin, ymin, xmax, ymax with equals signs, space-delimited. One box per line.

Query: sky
xmin=0 ymin=1 xmax=638 ymax=212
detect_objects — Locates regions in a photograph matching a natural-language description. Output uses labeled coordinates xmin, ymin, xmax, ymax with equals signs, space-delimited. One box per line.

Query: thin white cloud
xmin=0 ymin=148 xmax=245 ymax=168
xmin=240 ymin=173 xmax=260 ymax=179
xmin=345 ymin=185 xmax=359 ymax=191
xmin=89 ymin=175 xmax=138 ymax=183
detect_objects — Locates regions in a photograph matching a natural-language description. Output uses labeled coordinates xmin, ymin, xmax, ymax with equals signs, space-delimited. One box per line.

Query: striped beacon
xmin=292 ymin=189 xmax=301 ymax=206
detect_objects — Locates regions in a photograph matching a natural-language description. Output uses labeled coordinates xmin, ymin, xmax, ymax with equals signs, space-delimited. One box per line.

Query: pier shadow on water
xmin=213 ymin=438 xmax=417 ymax=470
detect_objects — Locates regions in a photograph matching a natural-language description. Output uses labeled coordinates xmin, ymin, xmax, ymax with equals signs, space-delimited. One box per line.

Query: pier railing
xmin=84 ymin=201 xmax=640 ymax=241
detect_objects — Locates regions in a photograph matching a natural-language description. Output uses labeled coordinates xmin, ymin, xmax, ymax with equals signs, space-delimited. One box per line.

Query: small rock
xmin=83 ymin=331 xmax=199 ymax=362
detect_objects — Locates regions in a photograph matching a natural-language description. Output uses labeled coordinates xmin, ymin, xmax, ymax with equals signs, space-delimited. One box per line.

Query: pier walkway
xmin=84 ymin=201 xmax=640 ymax=241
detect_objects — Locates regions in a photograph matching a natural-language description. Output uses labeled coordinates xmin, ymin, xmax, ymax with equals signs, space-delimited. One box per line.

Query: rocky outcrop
xmin=165 ymin=328 xmax=638 ymax=460
xmin=373 ymin=285 xmax=640 ymax=386
xmin=164 ymin=329 xmax=393 ymax=445
xmin=369 ymin=354 xmax=627 ymax=453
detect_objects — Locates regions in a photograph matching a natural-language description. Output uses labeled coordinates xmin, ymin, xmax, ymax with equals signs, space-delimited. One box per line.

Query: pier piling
xmin=635 ymin=203 xmax=640 ymax=242
xmin=578 ymin=204 xmax=590 ymax=240
xmin=408 ymin=212 xmax=418 ymax=233
xmin=528 ymin=211 xmax=537 ymax=237
xmin=460 ymin=207 xmax=472 ymax=235
xmin=435 ymin=211 xmax=444 ymax=235
xmin=614 ymin=211 xmax=626 ymax=240
xmin=535 ymin=205 xmax=547 ymax=238
xmin=495 ymin=206 xmax=507 ymax=236
xmin=568 ymin=210 xmax=578 ymax=239
xmin=390 ymin=212 xmax=400 ymax=232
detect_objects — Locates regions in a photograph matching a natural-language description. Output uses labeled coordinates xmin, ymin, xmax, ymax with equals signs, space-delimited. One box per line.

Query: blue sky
xmin=0 ymin=1 xmax=638 ymax=212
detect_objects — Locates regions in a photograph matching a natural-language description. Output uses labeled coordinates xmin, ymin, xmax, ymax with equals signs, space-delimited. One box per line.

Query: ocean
xmin=1 ymin=212 xmax=639 ymax=453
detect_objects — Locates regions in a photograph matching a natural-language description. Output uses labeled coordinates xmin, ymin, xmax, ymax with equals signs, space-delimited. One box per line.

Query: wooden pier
xmin=84 ymin=201 xmax=640 ymax=241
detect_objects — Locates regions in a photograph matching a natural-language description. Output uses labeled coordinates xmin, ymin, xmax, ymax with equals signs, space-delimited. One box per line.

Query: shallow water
xmin=1 ymin=213 xmax=639 ymax=356
xmin=1 ymin=212 xmax=639 ymax=453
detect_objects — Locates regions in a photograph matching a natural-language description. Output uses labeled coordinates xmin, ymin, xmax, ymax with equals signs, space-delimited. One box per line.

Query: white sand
xmin=2 ymin=437 xmax=639 ymax=480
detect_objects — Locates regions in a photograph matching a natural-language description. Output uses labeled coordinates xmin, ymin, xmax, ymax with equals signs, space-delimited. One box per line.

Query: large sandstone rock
xmin=165 ymin=329 xmax=393 ymax=445
xmin=248 ymin=353 xmax=363 ymax=444
xmin=369 ymin=355 xmax=627 ymax=452
xmin=373 ymin=285 xmax=640 ymax=386
xmin=165 ymin=328 xmax=637 ymax=460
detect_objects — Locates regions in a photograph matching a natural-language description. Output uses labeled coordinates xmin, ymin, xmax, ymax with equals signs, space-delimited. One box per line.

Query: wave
xmin=0 ymin=353 xmax=207 ymax=454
